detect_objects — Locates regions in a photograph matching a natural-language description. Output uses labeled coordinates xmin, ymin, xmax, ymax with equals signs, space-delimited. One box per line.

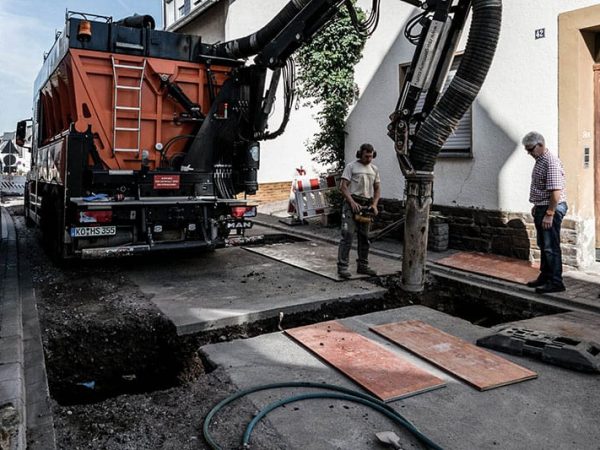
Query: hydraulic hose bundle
xmin=410 ymin=0 xmax=502 ymax=172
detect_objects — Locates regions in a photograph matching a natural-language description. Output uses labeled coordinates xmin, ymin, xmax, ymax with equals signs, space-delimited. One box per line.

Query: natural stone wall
xmin=373 ymin=200 xmax=586 ymax=268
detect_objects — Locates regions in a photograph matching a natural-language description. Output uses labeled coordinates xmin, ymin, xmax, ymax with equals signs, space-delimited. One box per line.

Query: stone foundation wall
xmin=374 ymin=199 xmax=586 ymax=268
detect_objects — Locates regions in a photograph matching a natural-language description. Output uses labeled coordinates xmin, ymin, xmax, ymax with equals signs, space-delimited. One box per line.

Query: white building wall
xmin=166 ymin=0 xmax=326 ymax=183
xmin=164 ymin=0 xmax=600 ymax=199
xmin=225 ymin=0 xmax=325 ymax=183
xmin=347 ymin=0 xmax=600 ymax=212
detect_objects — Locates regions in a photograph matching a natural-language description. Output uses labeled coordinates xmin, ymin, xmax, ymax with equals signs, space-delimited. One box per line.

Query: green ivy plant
xmin=295 ymin=4 xmax=367 ymax=173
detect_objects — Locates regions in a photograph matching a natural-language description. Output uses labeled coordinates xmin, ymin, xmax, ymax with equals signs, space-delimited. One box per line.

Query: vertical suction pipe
xmin=402 ymin=174 xmax=433 ymax=292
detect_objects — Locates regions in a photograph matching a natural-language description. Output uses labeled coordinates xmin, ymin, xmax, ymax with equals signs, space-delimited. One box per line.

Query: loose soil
xmin=11 ymin=206 xmax=289 ymax=450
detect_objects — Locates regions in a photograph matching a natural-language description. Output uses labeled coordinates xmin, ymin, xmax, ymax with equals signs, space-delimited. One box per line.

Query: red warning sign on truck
xmin=153 ymin=174 xmax=180 ymax=189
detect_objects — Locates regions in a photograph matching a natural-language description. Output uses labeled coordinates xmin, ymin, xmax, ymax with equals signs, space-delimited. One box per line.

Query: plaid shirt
xmin=529 ymin=150 xmax=566 ymax=205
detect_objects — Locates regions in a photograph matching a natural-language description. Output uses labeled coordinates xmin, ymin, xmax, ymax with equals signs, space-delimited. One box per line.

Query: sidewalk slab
xmin=244 ymin=240 xmax=399 ymax=280
xmin=128 ymin=247 xmax=386 ymax=336
xmin=202 ymin=305 xmax=600 ymax=450
xmin=491 ymin=310 xmax=600 ymax=342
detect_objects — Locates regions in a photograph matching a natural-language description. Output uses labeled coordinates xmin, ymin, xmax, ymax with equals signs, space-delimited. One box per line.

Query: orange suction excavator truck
xmin=18 ymin=0 xmax=501 ymax=276
xmin=18 ymin=12 xmax=261 ymax=259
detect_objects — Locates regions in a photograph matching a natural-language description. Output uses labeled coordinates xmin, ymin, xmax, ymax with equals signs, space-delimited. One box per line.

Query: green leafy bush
xmin=295 ymin=4 xmax=367 ymax=173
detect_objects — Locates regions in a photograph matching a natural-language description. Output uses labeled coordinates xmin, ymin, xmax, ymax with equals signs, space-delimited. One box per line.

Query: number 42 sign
xmin=535 ymin=28 xmax=545 ymax=40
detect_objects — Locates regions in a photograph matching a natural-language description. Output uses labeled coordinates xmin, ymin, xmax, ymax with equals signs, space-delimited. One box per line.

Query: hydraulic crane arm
xmin=197 ymin=0 xmax=501 ymax=292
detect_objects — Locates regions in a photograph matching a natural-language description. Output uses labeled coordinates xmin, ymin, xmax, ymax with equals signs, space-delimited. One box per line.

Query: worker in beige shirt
xmin=337 ymin=143 xmax=381 ymax=279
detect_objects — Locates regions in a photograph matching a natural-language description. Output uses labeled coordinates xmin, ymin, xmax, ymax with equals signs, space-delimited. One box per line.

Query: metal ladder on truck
xmin=111 ymin=56 xmax=146 ymax=155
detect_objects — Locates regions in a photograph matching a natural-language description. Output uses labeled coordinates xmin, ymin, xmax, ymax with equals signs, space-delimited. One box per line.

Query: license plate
xmin=70 ymin=226 xmax=117 ymax=238
xmin=226 ymin=221 xmax=253 ymax=230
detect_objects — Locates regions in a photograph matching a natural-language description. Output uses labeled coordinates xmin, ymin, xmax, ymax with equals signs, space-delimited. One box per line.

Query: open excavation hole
xmin=384 ymin=274 xmax=567 ymax=327
xmin=43 ymin=268 xmax=563 ymax=407
xmin=45 ymin=312 xmax=207 ymax=406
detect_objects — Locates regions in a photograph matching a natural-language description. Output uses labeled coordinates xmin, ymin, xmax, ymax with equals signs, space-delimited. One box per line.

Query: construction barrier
xmin=287 ymin=169 xmax=339 ymax=221
xmin=0 ymin=175 xmax=26 ymax=196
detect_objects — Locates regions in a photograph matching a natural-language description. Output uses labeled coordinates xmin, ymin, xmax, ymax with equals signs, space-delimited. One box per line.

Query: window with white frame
xmin=399 ymin=55 xmax=472 ymax=157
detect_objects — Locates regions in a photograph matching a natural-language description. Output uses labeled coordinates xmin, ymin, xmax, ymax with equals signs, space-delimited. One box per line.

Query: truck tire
xmin=23 ymin=184 xmax=35 ymax=228
xmin=40 ymin=188 xmax=65 ymax=261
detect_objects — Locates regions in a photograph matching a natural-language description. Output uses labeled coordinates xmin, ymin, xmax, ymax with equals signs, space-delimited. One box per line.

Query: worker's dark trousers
xmin=533 ymin=202 xmax=568 ymax=288
xmin=337 ymin=203 xmax=370 ymax=271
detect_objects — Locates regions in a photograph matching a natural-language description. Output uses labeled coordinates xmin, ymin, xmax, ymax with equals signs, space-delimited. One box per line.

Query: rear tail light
xmin=79 ymin=210 xmax=113 ymax=224
xmin=230 ymin=205 xmax=257 ymax=218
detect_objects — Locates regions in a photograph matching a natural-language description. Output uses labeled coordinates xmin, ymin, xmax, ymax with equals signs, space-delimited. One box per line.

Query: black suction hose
xmin=410 ymin=0 xmax=502 ymax=172
xmin=213 ymin=0 xmax=312 ymax=59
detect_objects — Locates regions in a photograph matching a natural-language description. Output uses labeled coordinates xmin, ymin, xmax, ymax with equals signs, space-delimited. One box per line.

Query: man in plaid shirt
xmin=522 ymin=131 xmax=568 ymax=294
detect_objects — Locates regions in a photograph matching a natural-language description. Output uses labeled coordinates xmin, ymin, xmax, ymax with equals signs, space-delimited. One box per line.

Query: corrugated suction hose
xmin=410 ymin=0 xmax=502 ymax=172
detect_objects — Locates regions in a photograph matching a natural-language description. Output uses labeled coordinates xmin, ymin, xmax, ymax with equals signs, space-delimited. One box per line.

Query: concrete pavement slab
xmin=244 ymin=240 xmax=400 ymax=280
xmin=128 ymin=247 xmax=386 ymax=335
xmin=202 ymin=305 xmax=600 ymax=450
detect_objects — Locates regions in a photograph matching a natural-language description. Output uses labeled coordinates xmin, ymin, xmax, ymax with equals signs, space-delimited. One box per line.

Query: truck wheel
xmin=40 ymin=189 xmax=65 ymax=261
xmin=24 ymin=184 xmax=35 ymax=228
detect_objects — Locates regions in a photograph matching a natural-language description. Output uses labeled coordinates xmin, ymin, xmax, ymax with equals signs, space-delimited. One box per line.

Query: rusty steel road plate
xmin=285 ymin=320 xmax=445 ymax=401
xmin=371 ymin=320 xmax=538 ymax=391
xmin=434 ymin=251 xmax=540 ymax=284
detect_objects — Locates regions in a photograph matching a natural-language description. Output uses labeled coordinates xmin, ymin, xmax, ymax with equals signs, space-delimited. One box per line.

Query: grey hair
xmin=522 ymin=131 xmax=545 ymax=148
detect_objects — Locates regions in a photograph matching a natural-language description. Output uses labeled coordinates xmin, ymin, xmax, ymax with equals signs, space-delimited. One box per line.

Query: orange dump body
xmin=26 ymin=15 xmax=258 ymax=259
xmin=37 ymin=48 xmax=232 ymax=171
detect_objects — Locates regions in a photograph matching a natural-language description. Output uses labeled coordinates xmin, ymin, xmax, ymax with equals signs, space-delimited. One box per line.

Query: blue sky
xmin=0 ymin=0 xmax=162 ymax=133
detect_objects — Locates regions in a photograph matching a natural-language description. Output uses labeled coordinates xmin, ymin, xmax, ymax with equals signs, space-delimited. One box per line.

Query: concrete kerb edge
xmin=0 ymin=207 xmax=26 ymax=449
xmin=175 ymin=288 xmax=387 ymax=336
xmin=428 ymin=264 xmax=600 ymax=315
xmin=15 ymin=209 xmax=57 ymax=449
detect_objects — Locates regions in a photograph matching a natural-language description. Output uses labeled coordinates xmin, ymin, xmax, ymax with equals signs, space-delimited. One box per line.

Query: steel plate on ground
xmin=243 ymin=240 xmax=398 ymax=280
xmin=434 ymin=251 xmax=540 ymax=284
xmin=372 ymin=320 xmax=537 ymax=391
xmin=285 ymin=320 xmax=445 ymax=401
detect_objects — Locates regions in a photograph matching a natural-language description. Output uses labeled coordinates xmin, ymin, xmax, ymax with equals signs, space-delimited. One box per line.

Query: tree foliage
xmin=295 ymin=5 xmax=367 ymax=173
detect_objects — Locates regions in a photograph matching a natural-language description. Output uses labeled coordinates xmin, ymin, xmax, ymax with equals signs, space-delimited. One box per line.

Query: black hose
xmin=410 ymin=0 xmax=502 ymax=172
xmin=213 ymin=0 xmax=312 ymax=59
xmin=115 ymin=14 xmax=155 ymax=29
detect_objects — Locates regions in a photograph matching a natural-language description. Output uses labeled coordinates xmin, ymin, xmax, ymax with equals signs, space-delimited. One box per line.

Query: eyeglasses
xmin=525 ymin=143 xmax=539 ymax=152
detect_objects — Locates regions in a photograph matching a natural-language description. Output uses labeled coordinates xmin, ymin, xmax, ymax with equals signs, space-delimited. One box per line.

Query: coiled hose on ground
xmin=410 ymin=0 xmax=502 ymax=172
xmin=203 ymin=381 xmax=444 ymax=450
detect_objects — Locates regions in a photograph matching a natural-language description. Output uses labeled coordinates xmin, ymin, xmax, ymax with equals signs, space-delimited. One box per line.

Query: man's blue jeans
xmin=533 ymin=202 xmax=567 ymax=287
